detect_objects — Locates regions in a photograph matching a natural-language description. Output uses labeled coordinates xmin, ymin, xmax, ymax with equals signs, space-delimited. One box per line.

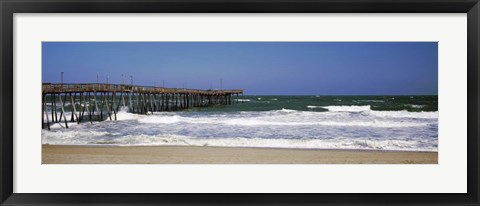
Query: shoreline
xmin=42 ymin=144 xmax=438 ymax=164
xmin=42 ymin=144 xmax=437 ymax=153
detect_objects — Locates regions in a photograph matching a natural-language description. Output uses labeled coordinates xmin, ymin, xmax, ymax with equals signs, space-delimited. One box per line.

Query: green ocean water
xmin=187 ymin=95 xmax=438 ymax=113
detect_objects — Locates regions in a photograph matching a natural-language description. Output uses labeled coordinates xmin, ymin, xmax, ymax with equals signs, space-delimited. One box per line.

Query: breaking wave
xmin=42 ymin=134 xmax=437 ymax=151
xmin=43 ymin=104 xmax=438 ymax=151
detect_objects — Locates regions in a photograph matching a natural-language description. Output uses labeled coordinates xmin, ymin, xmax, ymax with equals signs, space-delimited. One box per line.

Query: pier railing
xmin=42 ymin=83 xmax=243 ymax=95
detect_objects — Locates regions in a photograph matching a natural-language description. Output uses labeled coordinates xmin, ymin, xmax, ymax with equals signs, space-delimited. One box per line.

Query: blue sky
xmin=42 ymin=42 xmax=437 ymax=95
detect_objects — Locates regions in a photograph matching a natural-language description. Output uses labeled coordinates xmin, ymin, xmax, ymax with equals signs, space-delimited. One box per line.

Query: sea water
xmin=42 ymin=95 xmax=438 ymax=151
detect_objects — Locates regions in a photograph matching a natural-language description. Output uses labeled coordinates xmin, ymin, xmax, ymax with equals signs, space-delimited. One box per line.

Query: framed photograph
xmin=1 ymin=0 xmax=479 ymax=205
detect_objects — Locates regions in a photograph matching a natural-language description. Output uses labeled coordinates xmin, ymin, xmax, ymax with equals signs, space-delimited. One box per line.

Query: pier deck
xmin=41 ymin=83 xmax=243 ymax=130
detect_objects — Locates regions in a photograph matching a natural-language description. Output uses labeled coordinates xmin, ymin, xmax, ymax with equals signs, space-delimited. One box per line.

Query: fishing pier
xmin=42 ymin=83 xmax=244 ymax=130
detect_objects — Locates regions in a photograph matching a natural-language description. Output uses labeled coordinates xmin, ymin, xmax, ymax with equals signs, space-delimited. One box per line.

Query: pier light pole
xmin=162 ymin=80 xmax=165 ymax=88
xmin=106 ymin=76 xmax=109 ymax=84
xmin=122 ymin=74 xmax=124 ymax=84
xmin=96 ymin=73 xmax=99 ymax=84
xmin=129 ymin=75 xmax=133 ymax=112
xmin=61 ymin=72 xmax=64 ymax=85
xmin=154 ymin=82 xmax=156 ymax=87
xmin=220 ymin=79 xmax=223 ymax=91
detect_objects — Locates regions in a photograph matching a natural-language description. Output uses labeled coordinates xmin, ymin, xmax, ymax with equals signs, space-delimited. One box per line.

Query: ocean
xmin=42 ymin=95 xmax=438 ymax=151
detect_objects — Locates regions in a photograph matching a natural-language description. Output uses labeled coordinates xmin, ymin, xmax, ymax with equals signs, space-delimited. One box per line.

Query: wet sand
xmin=42 ymin=145 xmax=437 ymax=164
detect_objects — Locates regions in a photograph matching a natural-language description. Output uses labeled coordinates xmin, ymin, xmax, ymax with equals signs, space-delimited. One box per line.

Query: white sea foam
xmin=42 ymin=133 xmax=437 ymax=152
xmin=42 ymin=105 xmax=438 ymax=151
xmin=237 ymin=99 xmax=251 ymax=102
xmin=138 ymin=114 xmax=182 ymax=124
xmin=279 ymin=108 xmax=296 ymax=113
xmin=46 ymin=107 xmax=436 ymax=128
xmin=369 ymin=110 xmax=438 ymax=119
xmin=353 ymin=100 xmax=385 ymax=103
xmin=407 ymin=104 xmax=426 ymax=108
xmin=322 ymin=105 xmax=438 ymax=119
xmin=323 ymin=105 xmax=372 ymax=112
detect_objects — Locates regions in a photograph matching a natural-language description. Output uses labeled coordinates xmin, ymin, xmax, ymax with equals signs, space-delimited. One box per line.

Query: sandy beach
xmin=42 ymin=145 xmax=437 ymax=164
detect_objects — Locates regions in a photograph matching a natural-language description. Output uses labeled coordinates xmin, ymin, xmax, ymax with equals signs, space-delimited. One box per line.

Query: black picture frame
xmin=1 ymin=0 xmax=479 ymax=205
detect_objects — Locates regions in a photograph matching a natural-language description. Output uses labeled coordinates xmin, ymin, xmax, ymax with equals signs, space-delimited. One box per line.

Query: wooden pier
xmin=42 ymin=83 xmax=243 ymax=130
